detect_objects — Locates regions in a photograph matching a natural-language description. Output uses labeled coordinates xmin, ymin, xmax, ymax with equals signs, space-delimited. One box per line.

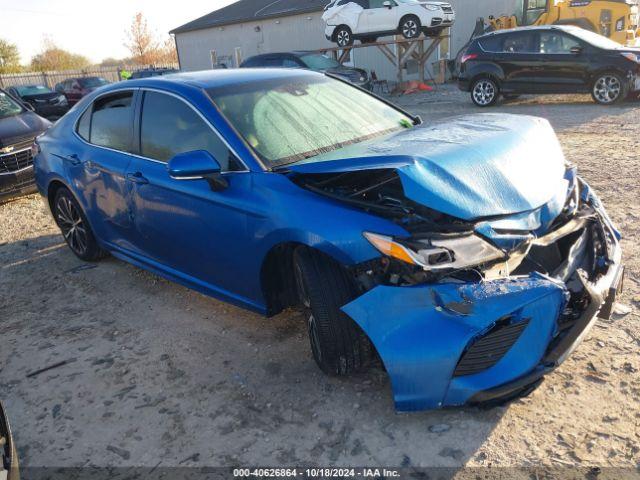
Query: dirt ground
xmin=1 ymin=86 xmax=639 ymax=472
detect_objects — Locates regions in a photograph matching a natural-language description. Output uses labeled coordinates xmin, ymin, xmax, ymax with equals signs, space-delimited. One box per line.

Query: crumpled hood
xmin=288 ymin=114 xmax=568 ymax=221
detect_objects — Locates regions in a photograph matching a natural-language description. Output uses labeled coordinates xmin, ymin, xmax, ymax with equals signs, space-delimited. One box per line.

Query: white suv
xmin=323 ymin=0 xmax=455 ymax=47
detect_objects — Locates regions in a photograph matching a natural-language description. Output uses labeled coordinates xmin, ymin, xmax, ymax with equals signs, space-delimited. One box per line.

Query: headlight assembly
xmin=364 ymin=232 xmax=505 ymax=272
xmin=422 ymin=4 xmax=441 ymax=11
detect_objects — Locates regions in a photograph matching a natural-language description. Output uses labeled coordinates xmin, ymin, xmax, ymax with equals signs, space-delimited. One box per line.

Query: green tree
xmin=0 ymin=38 xmax=21 ymax=73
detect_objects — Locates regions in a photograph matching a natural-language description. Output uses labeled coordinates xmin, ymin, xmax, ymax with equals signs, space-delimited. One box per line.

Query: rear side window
xmin=89 ymin=91 xmax=134 ymax=152
xmin=139 ymin=91 xmax=242 ymax=171
xmin=478 ymin=36 xmax=504 ymax=52
xmin=502 ymin=32 xmax=536 ymax=53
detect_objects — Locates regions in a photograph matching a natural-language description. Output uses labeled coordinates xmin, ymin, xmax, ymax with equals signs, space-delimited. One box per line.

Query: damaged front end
xmin=288 ymin=116 xmax=624 ymax=411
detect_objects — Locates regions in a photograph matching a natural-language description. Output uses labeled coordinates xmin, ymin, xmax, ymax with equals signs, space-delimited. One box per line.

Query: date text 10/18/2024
xmin=233 ymin=468 xmax=401 ymax=478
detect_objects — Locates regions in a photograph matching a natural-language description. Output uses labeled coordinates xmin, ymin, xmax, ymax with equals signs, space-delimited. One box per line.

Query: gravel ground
xmin=1 ymin=86 xmax=639 ymax=472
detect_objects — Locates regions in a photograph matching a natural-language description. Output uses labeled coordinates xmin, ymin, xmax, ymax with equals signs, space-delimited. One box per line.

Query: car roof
xmin=477 ymin=24 xmax=583 ymax=38
xmin=120 ymin=68 xmax=322 ymax=90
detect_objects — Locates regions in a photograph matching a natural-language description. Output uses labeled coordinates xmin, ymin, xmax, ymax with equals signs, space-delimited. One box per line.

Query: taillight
xmin=461 ymin=53 xmax=478 ymax=64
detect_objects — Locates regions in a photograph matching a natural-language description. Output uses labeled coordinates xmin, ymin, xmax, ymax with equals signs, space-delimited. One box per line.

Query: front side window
xmin=208 ymin=75 xmax=414 ymax=168
xmin=538 ymin=32 xmax=581 ymax=53
xmin=90 ymin=91 xmax=134 ymax=151
xmin=80 ymin=77 xmax=109 ymax=88
xmin=139 ymin=91 xmax=242 ymax=171
xmin=0 ymin=91 xmax=24 ymax=119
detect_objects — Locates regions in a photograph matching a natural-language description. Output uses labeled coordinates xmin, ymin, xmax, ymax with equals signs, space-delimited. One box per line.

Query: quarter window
xmin=77 ymin=107 xmax=91 ymax=141
xmin=89 ymin=91 xmax=134 ymax=152
xmin=139 ymin=91 xmax=242 ymax=171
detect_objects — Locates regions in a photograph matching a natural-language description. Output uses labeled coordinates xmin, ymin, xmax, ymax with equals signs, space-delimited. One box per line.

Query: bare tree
xmin=124 ymin=13 xmax=159 ymax=65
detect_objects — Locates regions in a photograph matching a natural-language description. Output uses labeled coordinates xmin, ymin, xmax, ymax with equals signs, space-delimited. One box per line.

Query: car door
xmin=495 ymin=31 xmax=546 ymax=93
xmin=535 ymin=31 xmax=591 ymax=93
xmin=125 ymin=89 xmax=254 ymax=299
xmin=362 ymin=0 xmax=398 ymax=33
xmin=70 ymin=89 xmax=138 ymax=248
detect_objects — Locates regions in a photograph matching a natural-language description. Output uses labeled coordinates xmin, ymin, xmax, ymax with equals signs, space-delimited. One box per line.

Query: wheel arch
xmin=399 ymin=13 xmax=421 ymax=30
xmin=46 ymin=178 xmax=72 ymax=214
xmin=259 ymin=239 xmax=369 ymax=317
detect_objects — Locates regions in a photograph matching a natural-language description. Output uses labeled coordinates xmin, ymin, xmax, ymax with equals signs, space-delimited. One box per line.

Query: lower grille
xmin=0 ymin=176 xmax=35 ymax=194
xmin=453 ymin=317 xmax=529 ymax=377
xmin=0 ymin=147 xmax=34 ymax=174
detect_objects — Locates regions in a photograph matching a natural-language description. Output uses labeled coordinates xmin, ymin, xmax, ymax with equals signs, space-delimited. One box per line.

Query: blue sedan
xmin=33 ymin=69 xmax=624 ymax=411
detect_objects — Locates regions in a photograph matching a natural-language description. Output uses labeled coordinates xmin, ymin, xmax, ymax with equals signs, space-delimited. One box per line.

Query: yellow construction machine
xmin=485 ymin=0 xmax=640 ymax=46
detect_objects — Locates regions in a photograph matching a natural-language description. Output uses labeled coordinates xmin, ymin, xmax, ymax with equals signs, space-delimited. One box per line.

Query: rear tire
xmin=471 ymin=77 xmax=500 ymax=107
xmin=293 ymin=247 xmax=374 ymax=376
xmin=591 ymin=72 xmax=628 ymax=105
xmin=53 ymin=187 xmax=107 ymax=262
xmin=334 ymin=26 xmax=354 ymax=47
xmin=400 ymin=15 xmax=421 ymax=39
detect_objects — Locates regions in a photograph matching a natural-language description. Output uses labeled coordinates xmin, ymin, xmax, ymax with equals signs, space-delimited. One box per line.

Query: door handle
xmin=126 ymin=172 xmax=149 ymax=185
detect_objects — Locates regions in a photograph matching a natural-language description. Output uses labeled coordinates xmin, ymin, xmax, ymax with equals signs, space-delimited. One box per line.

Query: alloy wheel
xmin=473 ymin=80 xmax=497 ymax=106
xmin=402 ymin=20 xmax=419 ymax=38
xmin=337 ymin=30 xmax=350 ymax=47
xmin=593 ymin=75 xmax=622 ymax=104
xmin=55 ymin=195 xmax=88 ymax=256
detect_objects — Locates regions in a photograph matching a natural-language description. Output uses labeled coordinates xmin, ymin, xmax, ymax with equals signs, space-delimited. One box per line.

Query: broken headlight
xmin=364 ymin=232 xmax=505 ymax=272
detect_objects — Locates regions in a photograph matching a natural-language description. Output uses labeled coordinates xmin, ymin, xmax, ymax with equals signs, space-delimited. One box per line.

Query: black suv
xmin=0 ymin=89 xmax=51 ymax=203
xmin=458 ymin=25 xmax=640 ymax=106
xmin=241 ymin=51 xmax=371 ymax=90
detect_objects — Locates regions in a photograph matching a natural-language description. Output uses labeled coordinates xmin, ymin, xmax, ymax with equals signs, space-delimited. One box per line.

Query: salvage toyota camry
xmin=33 ymin=70 xmax=624 ymax=411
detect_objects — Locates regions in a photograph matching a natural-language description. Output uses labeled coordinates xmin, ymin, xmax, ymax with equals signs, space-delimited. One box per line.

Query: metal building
xmin=171 ymin=0 xmax=519 ymax=81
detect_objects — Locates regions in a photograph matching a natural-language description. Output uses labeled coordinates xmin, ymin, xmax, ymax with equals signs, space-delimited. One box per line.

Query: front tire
xmin=293 ymin=247 xmax=373 ymax=376
xmin=592 ymin=73 xmax=627 ymax=105
xmin=471 ymin=77 xmax=500 ymax=107
xmin=400 ymin=16 xmax=421 ymax=39
xmin=53 ymin=187 xmax=106 ymax=261
xmin=334 ymin=26 xmax=353 ymax=47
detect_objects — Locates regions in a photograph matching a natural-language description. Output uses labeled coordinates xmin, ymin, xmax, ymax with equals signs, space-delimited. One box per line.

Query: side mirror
xmin=168 ymin=150 xmax=228 ymax=191
xmin=383 ymin=1 xmax=393 ymax=8
xmin=570 ymin=46 xmax=583 ymax=55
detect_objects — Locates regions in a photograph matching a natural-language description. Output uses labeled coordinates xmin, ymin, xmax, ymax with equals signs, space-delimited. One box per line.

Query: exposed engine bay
xmin=292 ymin=164 xmax=620 ymax=317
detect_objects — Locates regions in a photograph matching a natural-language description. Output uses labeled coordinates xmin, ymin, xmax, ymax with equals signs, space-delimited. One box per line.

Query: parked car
xmin=0 ymin=401 xmax=19 ymax=480
xmin=129 ymin=68 xmax=179 ymax=80
xmin=0 ymin=89 xmax=51 ymax=203
xmin=34 ymin=70 xmax=623 ymax=411
xmin=6 ymin=84 xmax=69 ymax=119
xmin=323 ymin=0 xmax=456 ymax=47
xmin=458 ymin=25 xmax=640 ymax=106
xmin=55 ymin=77 xmax=110 ymax=106
xmin=241 ymin=52 xmax=370 ymax=89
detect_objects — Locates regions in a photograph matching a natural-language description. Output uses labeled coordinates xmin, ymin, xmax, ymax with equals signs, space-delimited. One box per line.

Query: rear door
xmin=535 ymin=31 xmax=590 ymax=92
xmin=70 ymin=90 xmax=138 ymax=247
xmin=494 ymin=31 xmax=546 ymax=93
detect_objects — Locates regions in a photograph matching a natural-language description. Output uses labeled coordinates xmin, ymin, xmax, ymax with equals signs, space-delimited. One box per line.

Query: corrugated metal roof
xmin=171 ymin=0 xmax=329 ymax=34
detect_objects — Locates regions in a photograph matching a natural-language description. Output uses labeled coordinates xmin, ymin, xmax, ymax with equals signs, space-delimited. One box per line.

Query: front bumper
xmin=0 ymin=166 xmax=37 ymax=203
xmin=342 ymin=186 xmax=623 ymax=412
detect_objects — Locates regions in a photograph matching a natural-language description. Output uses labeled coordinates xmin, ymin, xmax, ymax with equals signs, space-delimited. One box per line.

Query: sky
xmin=0 ymin=0 xmax=236 ymax=64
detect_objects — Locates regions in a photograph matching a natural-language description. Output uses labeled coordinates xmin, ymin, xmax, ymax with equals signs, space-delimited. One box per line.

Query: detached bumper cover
xmin=342 ymin=192 xmax=623 ymax=412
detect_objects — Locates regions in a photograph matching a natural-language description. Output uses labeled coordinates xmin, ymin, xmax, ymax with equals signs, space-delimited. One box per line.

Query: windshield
xmin=0 ymin=91 xmax=24 ymax=118
xmin=300 ymin=54 xmax=341 ymax=70
xmin=80 ymin=77 xmax=109 ymax=88
xmin=208 ymin=75 xmax=413 ymax=168
xmin=568 ymin=28 xmax=624 ymax=49
xmin=16 ymin=85 xmax=54 ymax=96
